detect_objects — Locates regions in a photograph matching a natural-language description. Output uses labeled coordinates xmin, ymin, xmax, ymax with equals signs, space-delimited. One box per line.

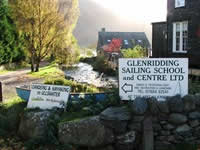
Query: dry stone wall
xmin=19 ymin=94 xmax=200 ymax=150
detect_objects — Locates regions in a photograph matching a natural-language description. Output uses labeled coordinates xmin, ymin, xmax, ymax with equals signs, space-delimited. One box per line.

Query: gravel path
xmin=0 ymin=62 xmax=48 ymax=102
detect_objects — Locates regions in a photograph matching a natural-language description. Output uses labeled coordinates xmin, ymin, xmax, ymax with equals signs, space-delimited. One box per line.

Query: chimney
xmin=101 ymin=28 xmax=106 ymax=32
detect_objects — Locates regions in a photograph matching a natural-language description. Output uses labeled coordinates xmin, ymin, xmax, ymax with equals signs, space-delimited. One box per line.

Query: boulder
xmin=183 ymin=95 xmax=196 ymax=112
xmin=100 ymin=107 xmax=131 ymax=134
xmin=175 ymin=124 xmax=191 ymax=133
xmin=58 ymin=116 xmax=114 ymax=147
xmin=163 ymin=124 xmax=175 ymax=130
xmin=157 ymin=101 xmax=169 ymax=114
xmin=130 ymin=98 xmax=148 ymax=115
xmin=189 ymin=120 xmax=199 ymax=127
xmin=115 ymin=131 xmax=136 ymax=150
xmin=152 ymin=123 xmax=162 ymax=131
xmin=18 ymin=110 xmax=52 ymax=139
xmin=167 ymin=95 xmax=184 ymax=113
xmin=128 ymin=122 xmax=141 ymax=131
xmin=100 ymin=107 xmax=131 ymax=121
xmin=168 ymin=113 xmax=187 ymax=125
xmin=189 ymin=111 xmax=200 ymax=120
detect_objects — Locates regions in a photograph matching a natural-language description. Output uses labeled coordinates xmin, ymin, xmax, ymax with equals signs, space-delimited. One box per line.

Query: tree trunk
xmin=31 ymin=55 xmax=35 ymax=72
xmin=35 ymin=58 xmax=40 ymax=72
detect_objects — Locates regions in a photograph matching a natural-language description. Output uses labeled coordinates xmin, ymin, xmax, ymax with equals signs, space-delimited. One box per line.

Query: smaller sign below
xmin=27 ymin=84 xmax=70 ymax=109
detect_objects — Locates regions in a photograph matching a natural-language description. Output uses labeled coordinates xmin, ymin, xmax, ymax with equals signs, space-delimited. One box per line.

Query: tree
xmin=10 ymin=0 xmax=79 ymax=72
xmin=121 ymin=45 xmax=146 ymax=58
xmin=0 ymin=0 xmax=25 ymax=65
xmin=103 ymin=38 xmax=122 ymax=53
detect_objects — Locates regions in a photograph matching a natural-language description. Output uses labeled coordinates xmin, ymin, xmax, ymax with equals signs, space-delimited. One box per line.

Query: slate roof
xmin=97 ymin=30 xmax=150 ymax=51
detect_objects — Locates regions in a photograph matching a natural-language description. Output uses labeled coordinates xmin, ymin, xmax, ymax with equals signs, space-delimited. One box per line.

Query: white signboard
xmin=119 ymin=58 xmax=188 ymax=101
xmin=27 ymin=84 xmax=70 ymax=109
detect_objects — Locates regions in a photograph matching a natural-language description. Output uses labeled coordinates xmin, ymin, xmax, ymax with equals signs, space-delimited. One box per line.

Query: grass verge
xmin=28 ymin=64 xmax=64 ymax=79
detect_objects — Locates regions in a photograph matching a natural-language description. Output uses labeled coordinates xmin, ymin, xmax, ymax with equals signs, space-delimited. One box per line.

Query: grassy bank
xmin=28 ymin=64 xmax=64 ymax=79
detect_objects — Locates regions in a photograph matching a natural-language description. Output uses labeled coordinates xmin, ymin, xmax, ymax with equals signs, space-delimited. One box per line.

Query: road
xmin=0 ymin=69 xmax=43 ymax=102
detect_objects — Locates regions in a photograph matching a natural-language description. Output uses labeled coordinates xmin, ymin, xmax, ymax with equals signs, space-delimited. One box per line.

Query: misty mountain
xmin=73 ymin=0 xmax=152 ymax=47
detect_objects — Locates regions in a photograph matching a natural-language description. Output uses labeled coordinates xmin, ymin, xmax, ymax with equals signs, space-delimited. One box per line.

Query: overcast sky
xmin=92 ymin=0 xmax=167 ymax=23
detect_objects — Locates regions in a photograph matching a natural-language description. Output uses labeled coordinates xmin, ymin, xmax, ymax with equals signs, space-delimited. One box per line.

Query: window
xmin=173 ymin=21 xmax=188 ymax=53
xmin=124 ymin=40 xmax=129 ymax=45
xmin=175 ymin=0 xmax=185 ymax=8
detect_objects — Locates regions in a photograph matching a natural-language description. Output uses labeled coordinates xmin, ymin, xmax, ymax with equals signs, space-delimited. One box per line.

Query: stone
xmin=168 ymin=113 xmax=187 ymax=125
xmin=128 ymin=122 xmax=141 ymax=131
xmin=115 ymin=131 xmax=136 ymax=150
xmin=58 ymin=116 xmax=114 ymax=147
xmin=95 ymin=145 xmax=114 ymax=150
xmin=130 ymin=97 xmax=148 ymax=115
xmin=183 ymin=95 xmax=196 ymax=112
xmin=194 ymin=94 xmax=200 ymax=106
xmin=152 ymin=123 xmax=162 ymax=131
xmin=157 ymin=101 xmax=169 ymax=114
xmin=167 ymin=95 xmax=184 ymax=113
xmin=163 ymin=124 xmax=175 ymax=130
xmin=156 ymin=136 xmax=175 ymax=142
xmin=147 ymin=97 xmax=159 ymax=115
xmin=155 ymin=141 xmax=172 ymax=150
xmin=160 ymin=121 xmax=167 ymax=125
xmin=100 ymin=106 xmax=131 ymax=134
xmin=100 ymin=106 xmax=131 ymax=121
xmin=116 ymin=131 xmax=136 ymax=145
xmin=175 ymin=124 xmax=191 ymax=133
xmin=189 ymin=111 xmax=200 ymax=120
xmin=158 ymin=113 xmax=168 ymax=121
xmin=189 ymin=120 xmax=199 ymax=127
xmin=160 ymin=131 xmax=170 ymax=136
xmin=100 ymin=119 xmax=127 ymax=134
xmin=18 ymin=110 xmax=52 ymax=139
xmin=132 ymin=116 xmax=144 ymax=123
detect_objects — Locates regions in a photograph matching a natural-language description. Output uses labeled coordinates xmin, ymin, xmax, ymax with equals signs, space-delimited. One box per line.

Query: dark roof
xmin=97 ymin=31 xmax=150 ymax=50
xmin=151 ymin=21 xmax=167 ymax=25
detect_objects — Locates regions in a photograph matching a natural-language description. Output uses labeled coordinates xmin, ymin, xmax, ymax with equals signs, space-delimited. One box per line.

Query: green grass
xmin=0 ymin=69 xmax=10 ymax=75
xmin=28 ymin=64 xmax=64 ymax=79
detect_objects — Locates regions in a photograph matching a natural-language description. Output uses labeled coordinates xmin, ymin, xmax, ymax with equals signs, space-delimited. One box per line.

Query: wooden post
xmin=0 ymin=82 xmax=2 ymax=102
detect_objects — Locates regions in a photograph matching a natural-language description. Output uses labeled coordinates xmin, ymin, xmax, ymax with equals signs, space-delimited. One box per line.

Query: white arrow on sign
xmin=122 ymin=83 xmax=133 ymax=93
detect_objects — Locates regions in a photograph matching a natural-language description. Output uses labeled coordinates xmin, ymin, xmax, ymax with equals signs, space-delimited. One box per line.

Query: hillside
xmin=73 ymin=0 xmax=152 ymax=47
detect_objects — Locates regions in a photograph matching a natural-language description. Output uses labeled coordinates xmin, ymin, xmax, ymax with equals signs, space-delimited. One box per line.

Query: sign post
xmin=27 ymin=84 xmax=70 ymax=109
xmin=119 ymin=58 xmax=188 ymax=101
xmin=0 ymin=82 xmax=2 ymax=102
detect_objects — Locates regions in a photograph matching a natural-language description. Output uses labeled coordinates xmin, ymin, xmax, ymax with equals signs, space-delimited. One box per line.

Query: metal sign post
xmin=0 ymin=82 xmax=2 ymax=102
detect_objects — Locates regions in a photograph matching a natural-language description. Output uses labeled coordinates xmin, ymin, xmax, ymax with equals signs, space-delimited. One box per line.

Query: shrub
xmin=0 ymin=0 xmax=25 ymax=65
xmin=0 ymin=98 xmax=26 ymax=136
xmin=44 ymin=77 xmax=99 ymax=93
xmin=121 ymin=45 xmax=146 ymax=58
xmin=92 ymin=55 xmax=116 ymax=76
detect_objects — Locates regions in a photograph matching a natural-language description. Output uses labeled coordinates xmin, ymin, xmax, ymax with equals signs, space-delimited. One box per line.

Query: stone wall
xmin=19 ymin=94 xmax=200 ymax=150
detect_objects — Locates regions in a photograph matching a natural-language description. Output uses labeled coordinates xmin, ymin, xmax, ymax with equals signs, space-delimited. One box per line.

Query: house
xmin=152 ymin=0 xmax=200 ymax=68
xmin=97 ymin=28 xmax=150 ymax=56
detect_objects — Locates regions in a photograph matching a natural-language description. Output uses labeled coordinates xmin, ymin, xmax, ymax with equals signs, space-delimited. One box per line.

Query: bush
xmin=92 ymin=55 xmax=116 ymax=76
xmin=0 ymin=0 xmax=25 ymax=65
xmin=0 ymin=98 xmax=26 ymax=136
xmin=121 ymin=45 xmax=146 ymax=58
xmin=44 ymin=77 xmax=99 ymax=93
